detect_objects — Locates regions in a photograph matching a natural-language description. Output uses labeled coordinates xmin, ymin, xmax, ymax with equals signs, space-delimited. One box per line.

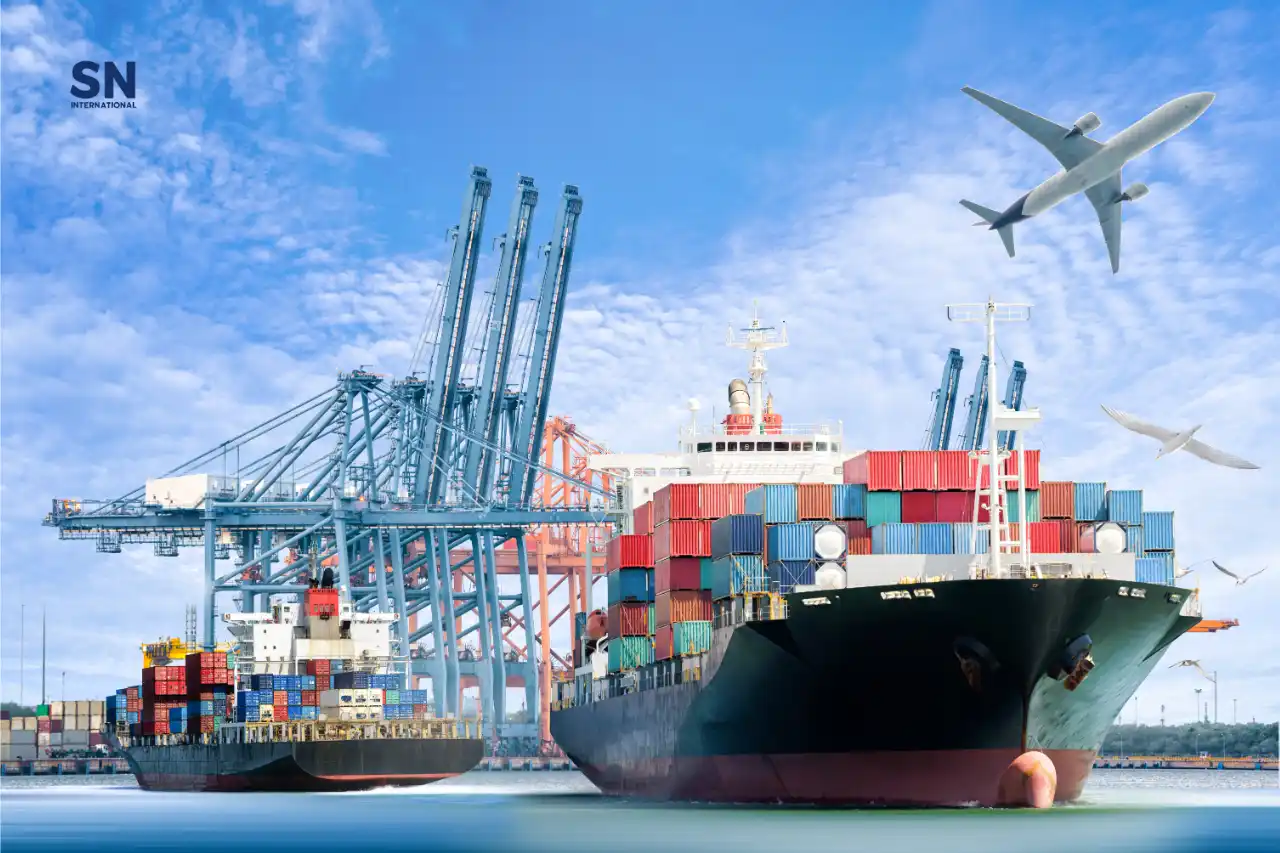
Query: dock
xmin=0 ymin=758 xmax=131 ymax=777
xmin=1093 ymin=755 xmax=1278 ymax=771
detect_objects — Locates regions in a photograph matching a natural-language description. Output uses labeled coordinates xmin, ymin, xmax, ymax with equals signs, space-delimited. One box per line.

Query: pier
xmin=0 ymin=758 xmax=131 ymax=777
xmin=1093 ymin=755 xmax=1278 ymax=771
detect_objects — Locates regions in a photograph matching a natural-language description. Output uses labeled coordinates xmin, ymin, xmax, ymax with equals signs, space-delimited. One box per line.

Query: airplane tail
xmin=959 ymin=200 xmax=1015 ymax=258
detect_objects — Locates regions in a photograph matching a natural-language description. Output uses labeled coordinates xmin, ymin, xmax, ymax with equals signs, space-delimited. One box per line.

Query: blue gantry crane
xmin=44 ymin=167 xmax=619 ymax=745
xmin=924 ymin=348 xmax=965 ymax=450
xmin=996 ymin=360 xmax=1027 ymax=453
xmin=947 ymin=353 xmax=1028 ymax=452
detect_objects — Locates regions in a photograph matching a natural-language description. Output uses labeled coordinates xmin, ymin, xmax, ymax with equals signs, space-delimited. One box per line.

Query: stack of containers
xmin=763 ymin=519 xmax=849 ymax=591
xmin=141 ymin=664 xmax=187 ymax=736
xmin=184 ymin=651 xmax=234 ymax=735
xmin=605 ymin=518 xmax=656 ymax=673
xmin=709 ymin=513 xmax=766 ymax=600
xmin=831 ymin=482 xmax=870 ymax=554
xmin=1137 ymin=510 xmax=1176 ymax=584
xmin=0 ymin=713 xmax=38 ymax=760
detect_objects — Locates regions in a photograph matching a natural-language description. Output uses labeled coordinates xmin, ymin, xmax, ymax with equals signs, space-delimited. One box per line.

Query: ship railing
xmin=680 ymin=421 xmax=844 ymax=440
xmin=232 ymin=717 xmax=482 ymax=744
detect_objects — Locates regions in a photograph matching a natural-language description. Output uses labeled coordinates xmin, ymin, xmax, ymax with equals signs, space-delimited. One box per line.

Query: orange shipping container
xmin=653 ymin=520 xmax=711 ymax=561
xmin=653 ymin=483 xmax=702 ymax=525
xmin=797 ymin=484 xmax=834 ymax=520
xmin=901 ymin=451 xmax=937 ymax=490
xmin=1040 ymin=481 xmax=1074 ymax=519
xmin=655 ymin=590 xmax=713 ymax=627
xmin=848 ymin=537 xmax=872 ymax=555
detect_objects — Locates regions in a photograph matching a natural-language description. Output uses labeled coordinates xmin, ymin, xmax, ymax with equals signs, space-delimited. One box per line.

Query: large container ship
xmin=551 ymin=304 xmax=1205 ymax=807
xmin=106 ymin=568 xmax=484 ymax=792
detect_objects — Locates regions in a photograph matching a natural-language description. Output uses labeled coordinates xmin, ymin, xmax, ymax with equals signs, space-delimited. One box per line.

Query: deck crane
xmin=958 ymin=354 xmax=991 ymax=451
xmin=925 ymin=348 xmax=965 ymax=450
xmin=996 ymin=360 xmax=1027 ymax=453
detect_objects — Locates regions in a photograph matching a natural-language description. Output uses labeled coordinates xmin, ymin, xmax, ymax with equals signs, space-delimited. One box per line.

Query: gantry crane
xmin=44 ymin=167 xmax=621 ymax=744
xmin=924 ymin=348 xmax=965 ymax=450
xmin=951 ymin=352 xmax=1028 ymax=452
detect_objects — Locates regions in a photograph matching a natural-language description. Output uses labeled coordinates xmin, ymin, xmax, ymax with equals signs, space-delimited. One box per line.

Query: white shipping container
xmin=51 ymin=701 xmax=64 ymax=717
xmin=258 ymin=705 xmax=275 ymax=722
xmin=319 ymin=689 xmax=354 ymax=707
xmin=90 ymin=700 xmax=105 ymax=715
xmin=90 ymin=715 xmax=103 ymax=730
xmin=75 ymin=700 xmax=90 ymax=716
xmin=7 ymin=730 xmax=37 ymax=745
xmin=0 ymin=719 xmax=10 ymax=732
xmin=63 ymin=730 xmax=90 ymax=745
xmin=37 ymin=732 xmax=50 ymax=745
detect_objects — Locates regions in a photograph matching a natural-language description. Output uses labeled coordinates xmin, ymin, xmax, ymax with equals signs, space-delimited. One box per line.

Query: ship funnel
xmin=728 ymin=379 xmax=750 ymax=415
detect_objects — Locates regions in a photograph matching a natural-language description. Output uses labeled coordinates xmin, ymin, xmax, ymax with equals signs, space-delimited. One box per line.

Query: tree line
xmin=1100 ymin=722 xmax=1278 ymax=757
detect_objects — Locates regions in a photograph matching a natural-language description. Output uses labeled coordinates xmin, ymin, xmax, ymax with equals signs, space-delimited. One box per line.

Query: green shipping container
xmin=608 ymin=636 xmax=654 ymax=672
xmin=865 ymin=491 xmax=902 ymax=526
xmin=699 ymin=557 xmax=716 ymax=590
xmin=648 ymin=604 xmax=656 ymax=635
xmin=36 ymin=704 xmax=50 ymax=717
xmin=671 ymin=621 xmax=712 ymax=657
xmin=1006 ymin=490 xmax=1041 ymax=523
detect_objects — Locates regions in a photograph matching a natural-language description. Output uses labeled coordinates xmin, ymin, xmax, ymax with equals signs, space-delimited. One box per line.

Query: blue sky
xmin=2 ymin=0 xmax=1279 ymax=724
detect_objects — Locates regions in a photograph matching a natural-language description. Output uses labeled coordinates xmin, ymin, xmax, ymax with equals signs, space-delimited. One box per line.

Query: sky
xmin=2 ymin=0 xmax=1278 ymax=726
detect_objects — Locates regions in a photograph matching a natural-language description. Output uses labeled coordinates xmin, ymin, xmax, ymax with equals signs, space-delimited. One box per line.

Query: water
xmin=2 ymin=769 xmax=1276 ymax=852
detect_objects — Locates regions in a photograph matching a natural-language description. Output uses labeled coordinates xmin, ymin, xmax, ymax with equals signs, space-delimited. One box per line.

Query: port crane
xmin=926 ymin=350 xmax=1028 ymax=452
xmin=44 ymin=167 xmax=623 ymax=745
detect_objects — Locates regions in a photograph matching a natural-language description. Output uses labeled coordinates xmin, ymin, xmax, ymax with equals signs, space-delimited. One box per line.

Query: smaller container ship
xmin=105 ymin=569 xmax=484 ymax=792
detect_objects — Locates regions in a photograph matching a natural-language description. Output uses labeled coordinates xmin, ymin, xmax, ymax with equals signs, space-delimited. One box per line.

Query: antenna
xmin=726 ymin=300 xmax=788 ymax=433
xmin=947 ymin=298 xmax=1033 ymax=579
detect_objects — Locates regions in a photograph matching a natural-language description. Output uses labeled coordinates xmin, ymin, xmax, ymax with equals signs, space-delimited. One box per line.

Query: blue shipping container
xmin=250 ymin=674 xmax=274 ymax=690
xmin=711 ymin=513 xmax=765 ymax=559
xmin=872 ymin=523 xmax=917 ymax=555
xmin=1142 ymin=511 xmax=1175 ymax=551
xmin=607 ymin=567 xmax=655 ymax=602
xmin=670 ymin=621 xmax=713 ymax=657
xmin=1074 ymin=482 xmax=1107 ymax=522
xmin=766 ymin=522 xmax=817 ymax=561
xmin=1105 ymin=489 xmax=1143 ymax=525
xmin=917 ymin=522 xmax=954 ymax=555
xmin=710 ymin=554 xmax=767 ymax=600
xmin=767 ymin=559 xmax=815 ymax=592
xmin=1125 ymin=525 xmax=1144 ymax=555
xmin=866 ymin=491 xmax=902 ymax=526
xmin=744 ymin=484 xmax=799 ymax=523
xmin=1135 ymin=554 xmax=1174 ymax=585
xmin=832 ymin=484 xmax=867 ymax=520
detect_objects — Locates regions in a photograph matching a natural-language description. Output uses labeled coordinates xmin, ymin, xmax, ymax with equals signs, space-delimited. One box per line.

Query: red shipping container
xmin=413 ymin=704 xmax=428 ymax=719
xmin=1040 ymin=481 xmax=1074 ymax=519
xmin=606 ymin=534 xmax=654 ymax=571
xmin=655 ymin=557 xmax=703 ymax=593
xmin=901 ymin=451 xmax=938 ymax=490
xmin=935 ymin=491 xmax=973 ymax=523
xmin=848 ymin=537 xmax=872 ymax=555
xmin=632 ymin=501 xmax=655 ymax=535
xmin=842 ymin=451 xmax=903 ymax=491
xmin=273 ymin=690 xmax=288 ymax=705
xmin=50 ymin=719 xmax=64 ymax=733
xmin=36 ymin=718 xmax=51 ymax=733
xmin=700 ymin=484 xmax=735 ymax=520
xmin=653 ymin=520 xmax=711 ymax=561
xmin=727 ymin=483 xmax=762 ymax=515
xmin=797 ymin=484 xmax=834 ymax=520
xmin=1002 ymin=449 xmax=1041 ymax=490
xmin=656 ymin=590 xmax=713 ymax=627
xmin=653 ymin=483 xmax=702 ymax=525
xmin=655 ymin=624 xmax=674 ymax=661
xmin=900 ymin=491 xmax=938 ymax=523
xmin=936 ymin=451 xmax=970 ymax=490
xmin=607 ymin=601 xmax=650 ymax=637
xmin=1029 ymin=521 xmax=1063 ymax=553
xmin=843 ymin=519 xmax=868 ymax=540
xmin=301 ymin=690 xmax=317 ymax=705
xmin=1053 ymin=520 xmax=1077 ymax=553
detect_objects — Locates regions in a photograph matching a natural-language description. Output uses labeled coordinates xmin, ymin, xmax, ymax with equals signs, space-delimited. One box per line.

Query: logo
xmin=69 ymin=61 xmax=137 ymax=109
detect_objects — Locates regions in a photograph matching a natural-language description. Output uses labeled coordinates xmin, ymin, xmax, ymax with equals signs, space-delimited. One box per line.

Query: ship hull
xmin=552 ymin=578 xmax=1197 ymax=806
xmin=122 ymin=737 xmax=485 ymax=792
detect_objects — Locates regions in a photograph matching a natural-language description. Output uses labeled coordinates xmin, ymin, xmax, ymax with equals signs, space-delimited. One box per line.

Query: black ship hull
xmin=122 ymin=737 xmax=485 ymax=792
xmin=551 ymin=578 xmax=1197 ymax=806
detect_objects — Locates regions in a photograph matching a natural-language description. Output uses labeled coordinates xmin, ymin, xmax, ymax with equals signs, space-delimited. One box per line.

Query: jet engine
xmin=1120 ymin=183 xmax=1150 ymax=202
xmin=1065 ymin=112 xmax=1101 ymax=138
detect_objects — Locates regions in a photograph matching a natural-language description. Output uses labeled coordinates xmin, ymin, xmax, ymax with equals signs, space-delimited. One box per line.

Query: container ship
xmin=105 ymin=568 xmax=484 ymax=792
xmin=551 ymin=305 xmax=1204 ymax=807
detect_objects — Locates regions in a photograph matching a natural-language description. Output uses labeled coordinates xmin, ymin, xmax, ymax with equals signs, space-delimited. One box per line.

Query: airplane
xmin=958 ymin=87 xmax=1214 ymax=273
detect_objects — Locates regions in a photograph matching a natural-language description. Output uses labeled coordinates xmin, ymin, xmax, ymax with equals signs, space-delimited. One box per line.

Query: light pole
xmin=1233 ymin=698 xmax=1237 ymax=725
xmin=1195 ymin=688 xmax=1202 ymax=724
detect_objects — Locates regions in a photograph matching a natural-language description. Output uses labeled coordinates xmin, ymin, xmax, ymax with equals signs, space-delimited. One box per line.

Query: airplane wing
xmin=961 ymin=87 xmax=1104 ymax=170
xmin=1084 ymin=171 xmax=1123 ymax=273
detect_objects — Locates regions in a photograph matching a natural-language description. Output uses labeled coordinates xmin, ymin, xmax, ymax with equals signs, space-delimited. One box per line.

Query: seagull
xmin=1168 ymin=659 xmax=1215 ymax=681
xmin=1100 ymin=406 xmax=1260 ymax=469
xmin=1211 ymin=561 xmax=1268 ymax=586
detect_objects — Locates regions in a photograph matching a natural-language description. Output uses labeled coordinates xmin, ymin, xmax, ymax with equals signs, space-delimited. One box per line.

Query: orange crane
xmin=1189 ymin=618 xmax=1238 ymax=633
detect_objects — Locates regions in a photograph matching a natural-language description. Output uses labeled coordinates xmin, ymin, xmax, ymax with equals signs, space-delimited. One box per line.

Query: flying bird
xmin=1100 ymin=406 xmax=1260 ymax=469
xmin=1168 ymin=659 xmax=1214 ymax=680
xmin=1211 ymin=561 xmax=1268 ymax=585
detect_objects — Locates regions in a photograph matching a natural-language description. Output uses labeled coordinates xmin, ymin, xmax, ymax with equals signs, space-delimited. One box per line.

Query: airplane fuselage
xmin=990 ymin=93 xmax=1213 ymax=229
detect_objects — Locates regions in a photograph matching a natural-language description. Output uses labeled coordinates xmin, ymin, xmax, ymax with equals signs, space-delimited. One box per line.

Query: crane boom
xmin=926 ymin=348 xmax=965 ymax=450
xmin=997 ymin=360 xmax=1027 ymax=452
xmin=959 ymin=354 xmax=990 ymax=451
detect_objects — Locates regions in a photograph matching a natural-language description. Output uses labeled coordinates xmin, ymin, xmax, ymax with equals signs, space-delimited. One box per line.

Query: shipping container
xmin=843 ymin=519 xmax=869 ymax=541
xmin=767 ymin=559 xmax=815 ymax=592
xmin=653 ymin=520 xmax=712 ymax=561
xmin=1074 ymin=482 xmax=1107 ymax=522
xmin=796 ymin=483 xmax=834 ymax=520
xmin=1142 ymin=511 xmax=1175 ymax=551
xmin=935 ymin=491 xmax=972 ymax=523
xmin=744 ymin=484 xmax=799 ymax=523
xmin=632 ymin=501 xmax=654 ymax=535
xmin=1105 ymin=489 xmax=1143 ymax=525
xmin=1028 ymin=521 xmax=1064 ymax=553
xmin=606 ymin=534 xmax=654 ymax=571
xmin=866 ymin=491 xmax=902 ymax=526
xmin=842 ymin=450 xmax=903 ymax=491
xmin=831 ymin=483 xmax=867 ymax=519
xmin=655 ymin=557 xmax=704 ymax=593
xmin=1125 ymin=525 xmax=1144 ymax=555
xmin=936 ymin=450 xmax=971 ymax=490
xmin=917 ymin=522 xmax=954 ymax=555
xmin=607 ymin=636 xmax=653 ymax=672
xmin=653 ymin=483 xmax=702 ymax=525
xmin=1002 ymin=449 xmax=1041 ymax=489
xmin=900 ymin=491 xmax=937 ymax=523
xmin=671 ymin=621 xmax=713 ymax=657
xmin=701 ymin=483 xmax=763 ymax=519
xmin=710 ymin=513 xmax=764 ymax=559
xmin=1039 ymin=481 xmax=1074 ymax=519
xmin=766 ymin=522 xmax=817 ymax=562
xmin=1052 ymin=520 xmax=1077 ymax=553
xmin=710 ymin=554 xmax=767 ymax=600
xmin=656 ymin=590 xmax=713 ymax=626
xmin=901 ymin=451 xmax=938 ymax=490
xmin=607 ymin=568 xmax=654 ymax=603
xmin=1135 ymin=553 xmax=1175 ymax=585
xmin=871 ymin=523 xmax=917 ymax=555
xmin=1006 ymin=490 xmax=1041 ymax=523
xmin=951 ymin=523 xmax=991 ymax=555
xmin=848 ymin=536 xmax=872 ymax=555
xmin=700 ymin=557 xmax=716 ymax=590
xmin=607 ymin=602 xmax=651 ymax=637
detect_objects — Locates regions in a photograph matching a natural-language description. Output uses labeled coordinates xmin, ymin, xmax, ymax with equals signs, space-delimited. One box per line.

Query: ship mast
xmin=726 ymin=301 xmax=788 ymax=433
